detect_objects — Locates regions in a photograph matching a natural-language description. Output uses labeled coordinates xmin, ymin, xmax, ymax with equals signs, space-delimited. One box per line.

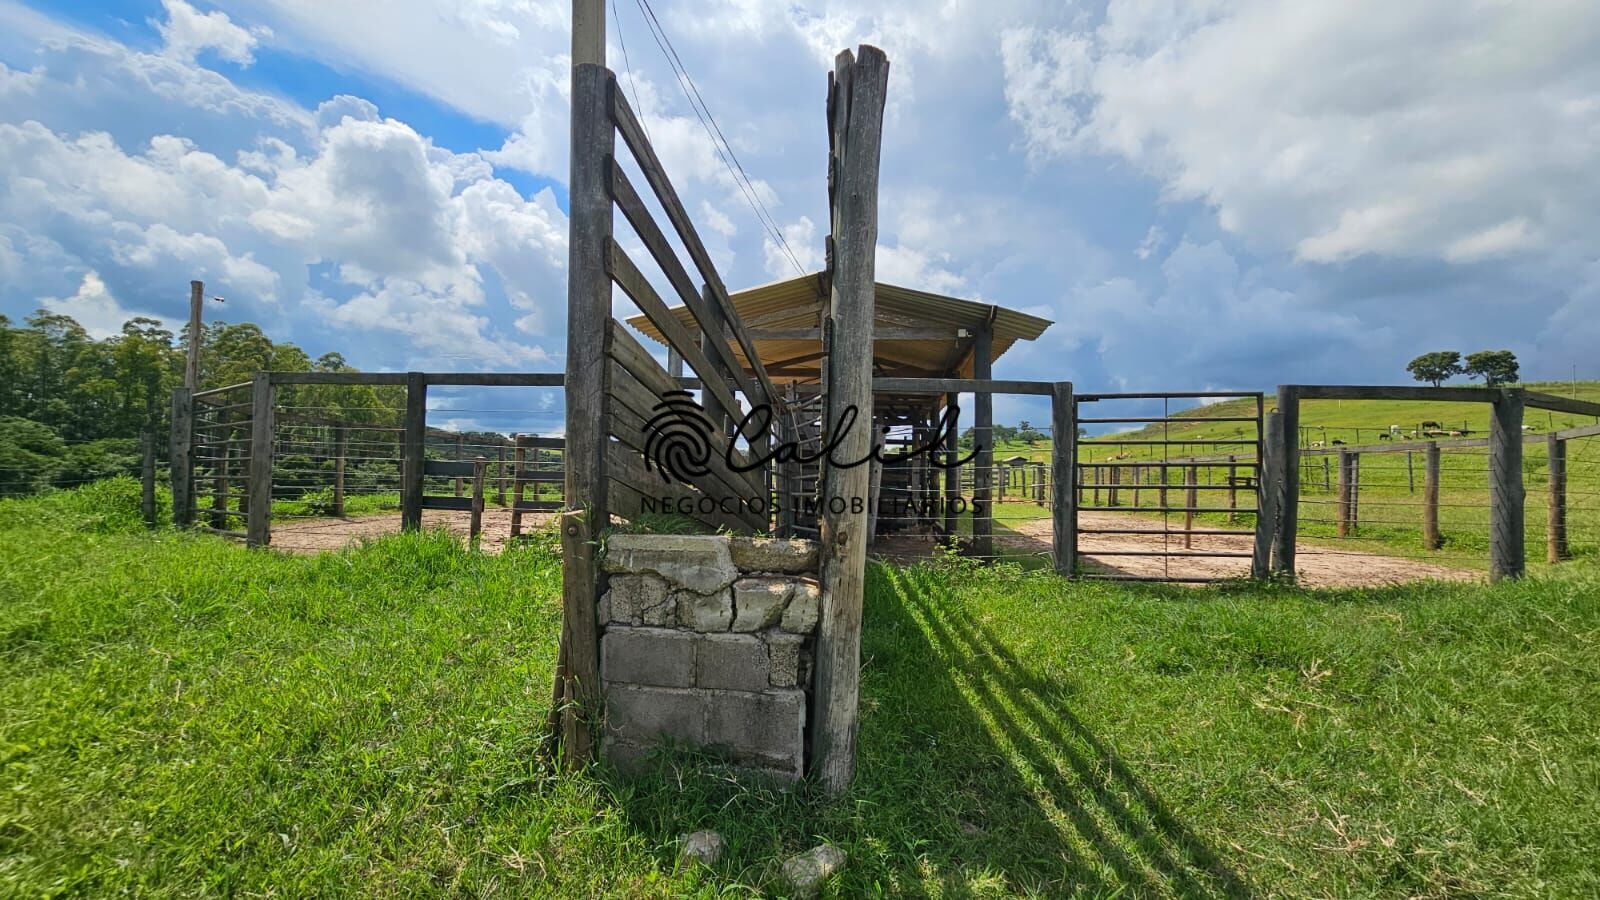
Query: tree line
xmin=0 ymin=310 xmax=400 ymax=495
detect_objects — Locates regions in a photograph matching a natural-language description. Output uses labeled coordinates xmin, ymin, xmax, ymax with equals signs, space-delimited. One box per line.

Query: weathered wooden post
xmin=1252 ymin=411 xmax=1282 ymax=579
xmin=811 ymin=45 xmax=888 ymax=793
xmin=401 ymin=372 xmax=427 ymax=530
xmin=1423 ymin=441 xmax=1441 ymax=550
xmin=1051 ymin=381 xmax=1075 ymax=576
xmin=1323 ymin=455 xmax=1331 ymax=492
xmin=553 ymin=60 xmax=615 ymax=766
xmin=1407 ymin=450 xmax=1415 ymax=494
xmin=141 ymin=429 xmax=157 ymax=527
xmin=996 ymin=461 xmax=1006 ymax=503
xmin=469 ymin=456 xmax=487 ymax=540
xmin=1107 ymin=463 xmax=1119 ymax=507
xmin=245 ymin=372 xmax=275 ymax=548
xmin=1272 ymin=386 xmax=1301 ymax=577
xmin=332 ymin=426 xmax=347 ymax=517
xmin=169 ymin=387 xmax=194 ymax=527
xmin=1548 ymin=432 xmax=1568 ymax=563
xmin=1489 ymin=389 xmax=1526 ymax=581
xmin=510 ymin=437 xmax=527 ymax=537
xmin=1336 ymin=450 xmax=1351 ymax=538
xmin=972 ymin=322 xmax=994 ymax=559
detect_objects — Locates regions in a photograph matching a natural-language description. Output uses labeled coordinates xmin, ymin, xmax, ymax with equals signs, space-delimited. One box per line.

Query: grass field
xmin=4 ymin=480 xmax=1599 ymax=896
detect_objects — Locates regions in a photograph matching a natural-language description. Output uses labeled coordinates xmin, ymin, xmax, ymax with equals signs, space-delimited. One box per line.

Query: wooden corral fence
xmin=1266 ymin=386 xmax=1600 ymax=581
xmin=171 ymin=371 xmax=565 ymax=548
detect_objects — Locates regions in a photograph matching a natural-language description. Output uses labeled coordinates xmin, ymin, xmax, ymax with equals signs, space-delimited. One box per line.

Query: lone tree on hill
xmin=1464 ymin=350 xmax=1520 ymax=387
xmin=1406 ymin=351 xmax=1464 ymax=387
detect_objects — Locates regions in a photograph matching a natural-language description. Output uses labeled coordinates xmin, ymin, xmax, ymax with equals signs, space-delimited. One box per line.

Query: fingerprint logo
xmin=643 ymin=390 xmax=716 ymax=484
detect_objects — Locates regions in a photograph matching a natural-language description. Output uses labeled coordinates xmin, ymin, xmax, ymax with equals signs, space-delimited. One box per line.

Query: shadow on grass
xmin=874 ymin=563 xmax=1251 ymax=897
xmin=601 ymin=562 xmax=1249 ymax=896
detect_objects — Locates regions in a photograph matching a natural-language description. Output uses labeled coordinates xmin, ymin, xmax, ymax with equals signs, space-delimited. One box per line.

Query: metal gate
xmin=1073 ymin=391 xmax=1266 ymax=583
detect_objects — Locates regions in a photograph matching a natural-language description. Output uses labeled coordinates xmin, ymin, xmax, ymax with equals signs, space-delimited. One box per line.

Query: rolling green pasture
xmin=3 ymin=481 xmax=1599 ymax=895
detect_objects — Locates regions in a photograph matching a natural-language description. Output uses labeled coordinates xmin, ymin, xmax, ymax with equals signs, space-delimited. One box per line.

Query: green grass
xmin=3 ymin=485 xmax=1600 ymax=895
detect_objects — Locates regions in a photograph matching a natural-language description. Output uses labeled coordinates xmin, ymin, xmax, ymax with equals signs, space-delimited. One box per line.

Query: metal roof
xmin=623 ymin=271 xmax=1053 ymax=385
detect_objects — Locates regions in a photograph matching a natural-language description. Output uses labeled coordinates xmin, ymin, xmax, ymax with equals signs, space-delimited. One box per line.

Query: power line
xmin=630 ymin=0 xmax=813 ymax=282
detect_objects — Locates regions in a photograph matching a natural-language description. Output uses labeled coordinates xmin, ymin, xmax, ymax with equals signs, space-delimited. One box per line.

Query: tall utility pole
xmin=184 ymin=280 xmax=204 ymax=390
xmin=572 ymin=0 xmax=604 ymax=69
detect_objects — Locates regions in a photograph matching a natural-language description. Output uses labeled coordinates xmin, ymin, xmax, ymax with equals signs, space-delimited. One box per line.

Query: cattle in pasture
xmin=1309 ymin=440 xmax=1325 ymax=449
xmin=1331 ymin=439 xmax=1347 ymax=446
xmin=1420 ymin=420 xmax=1442 ymax=430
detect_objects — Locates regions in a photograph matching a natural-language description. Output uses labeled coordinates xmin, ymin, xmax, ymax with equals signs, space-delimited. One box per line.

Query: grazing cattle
xmin=1378 ymin=433 xmax=1392 ymax=441
xmin=1420 ymin=420 xmax=1442 ymax=430
xmin=1309 ymin=440 xmax=1325 ymax=449
xmin=1331 ymin=439 xmax=1347 ymax=446
xmin=1448 ymin=430 xmax=1464 ymax=437
xmin=1389 ymin=425 xmax=1403 ymax=436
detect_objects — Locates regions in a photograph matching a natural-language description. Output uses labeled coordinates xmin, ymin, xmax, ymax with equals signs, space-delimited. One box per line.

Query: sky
xmin=1 ymin=0 xmax=1597 ymax=430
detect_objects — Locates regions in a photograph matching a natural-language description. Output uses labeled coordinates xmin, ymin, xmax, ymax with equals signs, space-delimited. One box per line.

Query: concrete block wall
xmin=598 ymin=534 xmax=821 ymax=780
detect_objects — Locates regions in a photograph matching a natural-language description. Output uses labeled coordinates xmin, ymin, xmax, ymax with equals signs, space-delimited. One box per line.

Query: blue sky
xmin=2 ymin=0 xmax=1596 ymax=429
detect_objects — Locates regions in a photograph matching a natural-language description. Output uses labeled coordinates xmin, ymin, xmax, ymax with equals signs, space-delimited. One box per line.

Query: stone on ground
xmin=781 ymin=843 xmax=845 ymax=897
xmin=679 ymin=830 xmax=725 ymax=867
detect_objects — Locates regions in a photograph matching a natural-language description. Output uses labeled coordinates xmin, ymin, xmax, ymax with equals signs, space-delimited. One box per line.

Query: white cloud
xmin=157 ymin=0 xmax=268 ymax=66
xmin=1001 ymin=0 xmax=1600 ymax=265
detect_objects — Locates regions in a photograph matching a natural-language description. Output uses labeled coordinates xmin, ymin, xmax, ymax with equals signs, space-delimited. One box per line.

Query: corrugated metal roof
xmin=624 ymin=271 xmax=1052 ymax=383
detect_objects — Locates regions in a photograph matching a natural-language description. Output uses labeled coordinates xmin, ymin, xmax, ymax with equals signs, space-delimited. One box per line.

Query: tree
xmin=1406 ymin=351 xmax=1464 ymax=387
xmin=1464 ymin=350 xmax=1519 ymax=387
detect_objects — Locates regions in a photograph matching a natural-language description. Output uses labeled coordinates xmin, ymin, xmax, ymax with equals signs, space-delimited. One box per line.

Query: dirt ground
xmin=874 ymin=510 xmax=1478 ymax=587
xmin=270 ymin=507 xmax=556 ymax=555
xmin=270 ymin=507 xmax=1475 ymax=587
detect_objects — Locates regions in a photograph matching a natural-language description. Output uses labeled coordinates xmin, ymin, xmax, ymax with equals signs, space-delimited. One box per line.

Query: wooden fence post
xmin=972 ymin=323 xmax=994 ymax=559
xmin=401 ymin=372 xmax=426 ymax=530
xmin=1252 ymin=411 xmax=1282 ymax=579
xmin=141 ymin=429 xmax=157 ymax=527
xmin=1548 ymin=433 xmax=1568 ymax=563
xmin=511 ymin=436 xmax=527 ymax=537
xmin=812 ymin=46 xmax=887 ymax=795
xmin=470 ymin=456 xmax=487 ymax=540
xmin=1423 ymin=441 xmax=1441 ymax=550
xmin=1272 ymin=386 xmax=1300 ymax=577
xmin=169 ymin=388 xmax=194 ymax=527
xmin=332 ymin=426 xmax=347 ymax=517
xmin=555 ymin=61 xmax=615 ymax=767
xmin=1488 ymin=389 xmax=1526 ymax=581
xmin=1407 ymin=450 xmax=1415 ymax=494
xmin=1052 ymin=382 xmax=1075 ymax=577
xmin=245 ymin=373 xmax=275 ymax=548
xmin=1336 ymin=450 xmax=1351 ymax=538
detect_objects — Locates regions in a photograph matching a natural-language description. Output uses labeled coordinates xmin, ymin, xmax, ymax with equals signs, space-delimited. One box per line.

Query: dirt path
xmin=877 ymin=511 xmax=1476 ymax=587
xmin=270 ymin=507 xmax=556 ymax=555
xmin=271 ymin=508 xmax=1475 ymax=587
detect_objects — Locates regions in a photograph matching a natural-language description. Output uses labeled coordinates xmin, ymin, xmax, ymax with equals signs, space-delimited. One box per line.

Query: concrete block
xmin=781 ymin=580 xmax=821 ymax=633
xmin=704 ymin=688 xmax=805 ymax=768
xmin=604 ymin=534 xmax=737 ymax=594
xmin=766 ymin=632 xmax=805 ymax=688
xmin=731 ymin=578 xmax=791 ymax=631
xmin=729 ymin=537 xmax=818 ymax=574
xmin=707 ymin=685 xmax=806 ymax=778
xmin=602 ymin=627 xmax=695 ymax=688
xmin=604 ymin=683 xmax=705 ymax=746
xmin=697 ymin=633 xmax=770 ymax=691
xmin=601 ymin=573 xmax=670 ymax=625
xmin=678 ymin=587 xmax=732 ymax=631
